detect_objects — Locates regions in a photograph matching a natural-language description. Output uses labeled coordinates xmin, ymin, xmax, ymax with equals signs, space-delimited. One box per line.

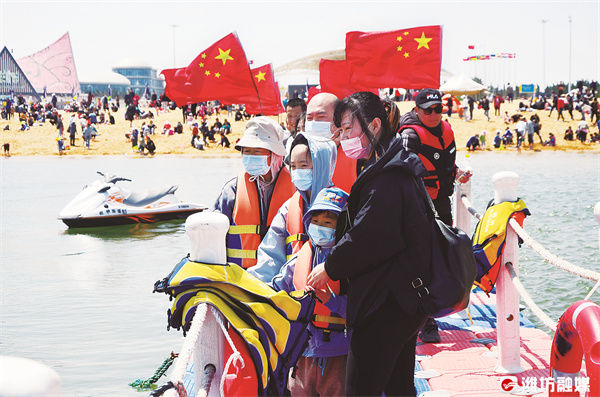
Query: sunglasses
xmin=422 ymin=105 xmax=443 ymax=115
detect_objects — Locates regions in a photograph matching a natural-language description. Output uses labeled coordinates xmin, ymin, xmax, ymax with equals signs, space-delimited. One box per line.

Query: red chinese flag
xmin=161 ymin=32 xmax=257 ymax=106
xmin=346 ymin=25 xmax=442 ymax=89
xmin=244 ymin=64 xmax=285 ymax=115
xmin=468 ymin=44 xmax=475 ymax=50
xmin=319 ymin=59 xmax=378 ymax=99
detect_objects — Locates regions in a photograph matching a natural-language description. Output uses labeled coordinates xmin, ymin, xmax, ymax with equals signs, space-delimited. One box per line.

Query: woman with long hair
xmin=307 ymin=91 xmax=433 ymax=396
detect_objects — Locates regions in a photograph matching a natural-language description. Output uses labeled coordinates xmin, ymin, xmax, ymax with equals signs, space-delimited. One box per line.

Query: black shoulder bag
xmin=410 ymin=177 xmax=477 ymax=318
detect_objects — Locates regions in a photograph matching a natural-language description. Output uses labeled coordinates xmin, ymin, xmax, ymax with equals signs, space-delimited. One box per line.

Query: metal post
xmin=540 ymin=19 xmax=548 ymax=92
xmin=454 ymin=179 xmax=472 ymax=236
xmin=492 ymin=171 xmax=525 ymax=374
xmin=568 ymin=16 xmax=572 ymax=93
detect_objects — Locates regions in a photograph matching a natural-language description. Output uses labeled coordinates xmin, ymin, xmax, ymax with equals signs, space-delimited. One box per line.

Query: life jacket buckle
xmin=417 ymin=287 xmax=430 ymax=298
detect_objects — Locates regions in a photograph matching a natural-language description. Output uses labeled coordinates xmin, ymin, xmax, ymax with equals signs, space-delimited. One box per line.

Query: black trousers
xmin=346 ymin=298 xmax=427 ymax=396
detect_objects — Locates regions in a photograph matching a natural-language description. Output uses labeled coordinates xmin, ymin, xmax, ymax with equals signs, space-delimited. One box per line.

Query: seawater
xmin=0 ymin=152 xmax=598 ymax=396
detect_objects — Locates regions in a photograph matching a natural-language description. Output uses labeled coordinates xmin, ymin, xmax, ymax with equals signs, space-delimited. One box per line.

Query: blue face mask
xmin=291 ymin=168 xmax=312 ymax=191
xmin=308 ymin=223 xmax=336 ymax=248
xmin=242 ymin=154 xmax=270 ymax=177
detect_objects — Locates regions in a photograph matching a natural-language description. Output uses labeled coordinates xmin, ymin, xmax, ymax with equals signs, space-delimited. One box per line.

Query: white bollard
xmin=454 ymin=180 xmax=472 ymax=235
xmin=186 ymin=211 xmax=230 ymax=264
xmin=492 ymin=171 xmax=525 ymax=374
xmin=0 ymin=356 xmax=61 ymax=396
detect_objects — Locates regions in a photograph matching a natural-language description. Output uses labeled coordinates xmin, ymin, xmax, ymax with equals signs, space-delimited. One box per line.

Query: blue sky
xmin=1 ymin=0 xmax=598 ymax=88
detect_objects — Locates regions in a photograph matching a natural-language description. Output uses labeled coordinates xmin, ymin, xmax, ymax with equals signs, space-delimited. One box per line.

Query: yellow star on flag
xmin=215 ymin=48 xmax=234 ymax=65
xmin=396 ymin=36 xmax=402 ymax=42
xmin=205 ymin=70 xmax=211 ymax=76
xmin=255 ymin=71 xmax=266 ymax=82
xmin=397 ymin=45 xmax=403 ymax=52
xmin=403 ymin=31 xmax=409 ymax=36
xmin=201 ymin=53 xmax=207 ymax=59
xmin=214 ymin=72 xmax=220 ymax=78
xmin=199 ymin=62 xmax=204 ymax=68
xmin=404 ymin=52 xmax=410 ymax=58
xmin=414 ymin=32 xmax=433 ymax=50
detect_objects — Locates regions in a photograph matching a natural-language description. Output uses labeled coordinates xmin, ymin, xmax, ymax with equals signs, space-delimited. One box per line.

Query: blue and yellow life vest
xmin=154 ymin=257 xmax=315 ymax=396
xmin=472 ymin=199 xmax=530 ymax=293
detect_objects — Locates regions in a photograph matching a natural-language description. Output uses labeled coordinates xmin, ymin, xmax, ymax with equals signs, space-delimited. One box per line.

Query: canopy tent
xmin=439 ymin=74 xmax=487 ymax=95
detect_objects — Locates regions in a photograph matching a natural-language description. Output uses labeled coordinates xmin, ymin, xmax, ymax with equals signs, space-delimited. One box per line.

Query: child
xmin=271 ymin=187 xmax=349 ymax=397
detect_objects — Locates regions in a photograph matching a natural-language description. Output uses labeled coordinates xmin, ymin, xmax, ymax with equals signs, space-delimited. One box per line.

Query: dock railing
xmin=454 ymin=171 xmax=600 ymax=375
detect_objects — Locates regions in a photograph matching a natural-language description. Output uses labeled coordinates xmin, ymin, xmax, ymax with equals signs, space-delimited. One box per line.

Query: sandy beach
xmin=0 ymin=100 xmax=597 ymax=157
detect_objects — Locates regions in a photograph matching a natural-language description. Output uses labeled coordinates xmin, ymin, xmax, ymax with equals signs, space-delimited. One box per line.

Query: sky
xmin=0 ymin=0 xmax=598 ymax=89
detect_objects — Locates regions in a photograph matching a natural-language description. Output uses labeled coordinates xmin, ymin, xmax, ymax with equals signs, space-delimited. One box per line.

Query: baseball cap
xmin=235 ymin=116 xmax=286 ymax=156
xmin=415 ymin=89 xmax=442 ymax=109
xmin=302 ymin=187 xmax=349 ymax=225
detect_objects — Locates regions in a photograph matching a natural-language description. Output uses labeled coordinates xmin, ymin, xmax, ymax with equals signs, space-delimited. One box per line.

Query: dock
xmin=415 ymin=288 xmax=563 ymax=397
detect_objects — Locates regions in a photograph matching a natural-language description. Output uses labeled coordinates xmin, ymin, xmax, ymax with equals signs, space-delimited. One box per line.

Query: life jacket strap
xmin=313 ymin=314 xmax=346 ymax=325
xmin=285 ymin=233 xmax=309 ymax=245
xmin=228 ymin=224 xmax=268 ymax=236
xmin=226 ymin=248 xmax=258 ymax=260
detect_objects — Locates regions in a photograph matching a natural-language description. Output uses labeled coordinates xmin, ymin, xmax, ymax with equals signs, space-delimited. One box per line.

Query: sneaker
xmin=419 ymin=318 xmax=441 ymax=343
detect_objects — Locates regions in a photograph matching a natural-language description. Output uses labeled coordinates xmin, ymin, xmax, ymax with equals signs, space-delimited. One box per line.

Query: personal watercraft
xmin=59 ymin=172 xmax=206 ymax=228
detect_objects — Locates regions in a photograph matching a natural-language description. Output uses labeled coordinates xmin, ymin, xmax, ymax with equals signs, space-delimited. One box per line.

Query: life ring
xmin=550 ymin=300 xmax=600 ymax=396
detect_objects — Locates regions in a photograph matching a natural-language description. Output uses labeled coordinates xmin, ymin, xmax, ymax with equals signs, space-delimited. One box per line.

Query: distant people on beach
xmin=3 ymin=142 xmax=10 ymax=156
xmin=543 ymin=133 xmax=556 ymax=147
xmin=564 ymin=126 xmax=575 ymax=141
xmin=494 ymin=130 xmax=502 ymax=148
xmin=466 ymin=134 xmax=481 ymax=151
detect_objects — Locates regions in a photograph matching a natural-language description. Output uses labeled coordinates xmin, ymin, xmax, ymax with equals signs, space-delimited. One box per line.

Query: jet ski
xmin=59 ymin=172 xmax=206 ymax=228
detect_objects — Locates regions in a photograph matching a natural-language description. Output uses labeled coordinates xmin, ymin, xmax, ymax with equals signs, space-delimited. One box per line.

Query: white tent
xmin=439 ymin=74 xmax=487 ymax=95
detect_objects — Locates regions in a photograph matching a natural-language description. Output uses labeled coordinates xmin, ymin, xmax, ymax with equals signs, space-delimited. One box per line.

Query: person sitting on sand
xmin=494 ymin=130 xmax=502 ymax=148
xmin=174 ymin=122 xmax=183 ymax=134
xmin=162 ymin=121 xmax=173 ymax=135
xmin=503 ymin=128 xmax=513 ymax=145
xmin=564 ymin=126 xmax=574 ymax=141
xmin=3 ymin=142 xmax=10 ymax=156
xmin=576 ymin=121 xmax=589 ymax=143
xmin=543 ymin=133 xmax=556 ymax=147
xmin=466 ymin=134 xmax=481 ymax=151
xmin=145 ymin=136 xmax=156 ymax=155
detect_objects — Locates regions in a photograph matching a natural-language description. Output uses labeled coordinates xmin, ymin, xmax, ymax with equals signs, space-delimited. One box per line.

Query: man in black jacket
xmin=398 ymin=89 xmax=457 ymax=343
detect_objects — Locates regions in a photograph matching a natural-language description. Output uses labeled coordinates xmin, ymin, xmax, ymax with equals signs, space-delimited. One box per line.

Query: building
xmin=112 ymin=58 xmax=164 ymax=96
xmin=78 ymin=71 xmax=131 ymax=97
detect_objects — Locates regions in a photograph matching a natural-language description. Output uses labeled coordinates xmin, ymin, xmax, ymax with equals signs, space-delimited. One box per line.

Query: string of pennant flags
xmin=463 ymin=53 xmax=516 ymax=61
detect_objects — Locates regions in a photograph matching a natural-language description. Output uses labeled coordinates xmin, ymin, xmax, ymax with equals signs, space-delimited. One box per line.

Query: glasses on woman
xmin=422 ymin=105 xmax=443 ymax=115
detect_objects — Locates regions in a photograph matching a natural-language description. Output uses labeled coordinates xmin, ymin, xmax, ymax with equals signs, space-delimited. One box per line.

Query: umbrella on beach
xmin=440 ymin=74 xmax=487 ymax=95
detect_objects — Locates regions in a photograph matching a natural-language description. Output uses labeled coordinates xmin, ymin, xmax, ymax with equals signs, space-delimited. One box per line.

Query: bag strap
xmin=408 ymin=176 xmax=439 ymax=299
xmin=412 ymin=176 xmax=439 ymax=220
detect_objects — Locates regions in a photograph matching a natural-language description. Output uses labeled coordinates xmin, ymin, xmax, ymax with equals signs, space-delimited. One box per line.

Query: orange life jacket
xmin=227 ymin=167 xmax=295 ymax=269
xmin=292 ymin=242 xmax=345 ymax=331
xmin=284 ymin=191 xmax=308 ymax=261
xmin=400 ymin=121 xmax=456 ymax=200
xmin=332 ymin=146 xmax=357 ymax=194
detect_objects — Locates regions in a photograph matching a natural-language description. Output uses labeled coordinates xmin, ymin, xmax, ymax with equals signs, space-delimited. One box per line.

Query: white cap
xmin=235 ymin=116 xmax=286 ymax=156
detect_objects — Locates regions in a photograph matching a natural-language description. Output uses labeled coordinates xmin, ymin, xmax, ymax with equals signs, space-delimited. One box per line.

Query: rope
xmin=508 ymin=218 xmax=600 ymax=282
xmin=129 ymin=352 xmax=178 ymax=391
xmin=584 ymin=278 xmax=600 ymax=300
xmin=505 ymin=262 xmax=558 ymax=331
xmin=214 ymin=305 xmax=245 ymax=397
xmin=460 ymin=194 xmax=482 ymax=220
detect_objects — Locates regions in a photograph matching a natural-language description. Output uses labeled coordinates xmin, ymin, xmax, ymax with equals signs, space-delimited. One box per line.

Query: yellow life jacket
xmin=472 ymin=199 xmax=529 ymax=293
xmin=154 ymin=257 xmax=315 ymax=396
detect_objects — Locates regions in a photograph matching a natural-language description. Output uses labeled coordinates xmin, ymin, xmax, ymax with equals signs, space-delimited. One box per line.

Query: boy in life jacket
xmin=249 ymin=133 xmax=337 ymax=283
xmin=271 ymin=187 xmax=350 ymax=396
xmin=212 ymin=116 xmax=296 ymax=269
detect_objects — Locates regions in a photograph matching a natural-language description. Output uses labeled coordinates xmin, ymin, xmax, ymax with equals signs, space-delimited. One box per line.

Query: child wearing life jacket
xmin=249 ymin=133 xmax=337 ymax=283
xmin=271 ymin=186 xmax=349 ymax=396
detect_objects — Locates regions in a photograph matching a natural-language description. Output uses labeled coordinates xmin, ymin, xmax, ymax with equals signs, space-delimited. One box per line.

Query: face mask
xmin=291 ymin=168 xmax=312 ymax=191
xmin=304 ymin=121 xmax=332 ymax=139
xmin=308 ymin=223 xmax=336 ymax=248
xmin=242 ymin=154 xmax=270 ymax=177
xmin=341 ymin=136 xmax=371 ymax=159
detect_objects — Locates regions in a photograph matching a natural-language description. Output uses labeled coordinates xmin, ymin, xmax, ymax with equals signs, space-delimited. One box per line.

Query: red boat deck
xmin=414 ymin=290 xmax=565 ymax=397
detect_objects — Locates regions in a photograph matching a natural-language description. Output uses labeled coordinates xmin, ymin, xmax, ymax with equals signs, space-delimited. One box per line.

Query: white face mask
xmin=304 ymin=120 xmax=332 ymax=139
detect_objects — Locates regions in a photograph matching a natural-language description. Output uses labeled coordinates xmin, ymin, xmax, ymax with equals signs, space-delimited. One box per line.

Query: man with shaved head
xmin=303 ymin=92 xmax=357 ymax=193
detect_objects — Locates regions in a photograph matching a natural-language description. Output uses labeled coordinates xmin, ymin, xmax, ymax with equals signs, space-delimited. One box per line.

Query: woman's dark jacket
xmin=324 ymin=138 xmax=433 ymax=328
